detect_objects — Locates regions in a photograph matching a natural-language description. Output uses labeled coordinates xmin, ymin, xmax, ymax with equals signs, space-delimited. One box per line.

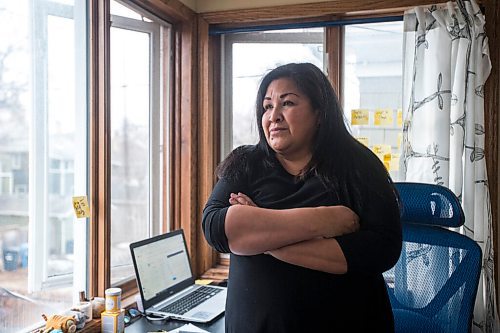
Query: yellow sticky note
xmin=397 ymin=108 xmax=403 ymax=127
xmin=72 ymin=196 xmax=90 ymax=218
xmin=351 ymin=109 xmax=369 ymax=125
xmin=372 ymin=144 xmax=392 ymax=155
xmin=374 ymin=108 xmax=393 ymax=126
xmin=355 ymin=137 xmax=369 ymax=147
xmin=375 ymin=153 xmax=385 ymax=163
xmin=390 ymin=154 xmax=400 ymax=171
xmin=397 ymin=132 xmax=403 ymax=149
xmin=382 ymin=153 xmax=392 ymax=171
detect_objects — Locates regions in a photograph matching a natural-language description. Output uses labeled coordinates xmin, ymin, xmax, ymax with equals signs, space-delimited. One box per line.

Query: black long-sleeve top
xmin=202 ymin=145 xmax=401 ymax=333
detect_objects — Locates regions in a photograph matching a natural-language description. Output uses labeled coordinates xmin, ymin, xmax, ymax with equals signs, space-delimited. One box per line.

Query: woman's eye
xmin=283 ymin=100 xmax=294 ymax=106
xmin=263 ymin=104 xmax=273 ymax=110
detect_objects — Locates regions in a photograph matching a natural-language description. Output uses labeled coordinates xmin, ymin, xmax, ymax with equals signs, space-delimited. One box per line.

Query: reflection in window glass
xmin=110 ymin=0 xmax=152 ymax=21
xmin=47 ymin=15 xmax=76 ymax=278
xmin=0 ymin=0 xmax=87 ymax=331
xmin=110 ymin=3 xmax=167 ymax=285
xmin=111 ymin=27 xmax=150 ymax=284
xmin=228 ymin=28 xmax=324 ymax=151
xmin=343 ymin=22 xmax=404 ymax=180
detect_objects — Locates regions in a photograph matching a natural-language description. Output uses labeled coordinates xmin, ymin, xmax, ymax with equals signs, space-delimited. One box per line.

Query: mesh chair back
xmin=384 ymin=182 xmax=482 ymax=333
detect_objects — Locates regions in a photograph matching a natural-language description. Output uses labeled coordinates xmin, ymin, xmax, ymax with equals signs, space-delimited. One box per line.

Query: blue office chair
xmin=384 ymin=182 xmax=482 ymax=333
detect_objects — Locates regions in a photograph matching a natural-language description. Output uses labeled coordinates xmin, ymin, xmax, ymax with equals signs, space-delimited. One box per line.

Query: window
xmin=0 ymin=1 xmax=88 ymax=331
xmin=221 ymin=22 xmax=404 ymax=177
xmin=217 ymin=28 xmax=324 ymax=263
xmin=343 ymin=22 xmax=404 ymax=180
xmin=217 ymin=22 xmax=404 ymax=267
xmin=109 ymin=1 xmax=170 ymax=286
xmin=219 ymin=23 xmax=404 ymax=184
xmin=222 ymin=28 xmax=325 ymax=156
xmin=0 ymin=0 xmax=188 ymax=330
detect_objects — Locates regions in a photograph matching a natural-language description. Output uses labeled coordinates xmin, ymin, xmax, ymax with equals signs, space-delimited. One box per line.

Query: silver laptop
xmin=130 ymin=229 xmax=227 ymax=323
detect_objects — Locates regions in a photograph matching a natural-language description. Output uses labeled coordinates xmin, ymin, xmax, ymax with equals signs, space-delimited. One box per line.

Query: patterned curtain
xmin=400 ymin=0 xmax=498 ymax=331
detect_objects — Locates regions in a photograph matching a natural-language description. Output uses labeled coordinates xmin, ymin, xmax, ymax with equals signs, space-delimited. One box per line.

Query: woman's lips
xmin=270 ymin=127 xmax=287 ymax=133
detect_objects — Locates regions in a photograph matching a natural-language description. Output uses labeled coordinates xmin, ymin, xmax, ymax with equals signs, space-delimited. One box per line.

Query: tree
xmin=0 ymin=6 xmax=28 ymax=142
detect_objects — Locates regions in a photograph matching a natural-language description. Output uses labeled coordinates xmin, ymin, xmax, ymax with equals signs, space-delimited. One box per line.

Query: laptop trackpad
xmin=192 ymin=311 xmax=213 ymax=320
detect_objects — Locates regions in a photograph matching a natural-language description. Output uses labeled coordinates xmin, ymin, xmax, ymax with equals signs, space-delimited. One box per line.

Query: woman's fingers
xmin=319 ymin=205 xmax=360 ymax=238
xmin=236 ymin=192 xmax=256 ymax=206
xmin=229 ymin=192 xmax=257 ymax=206
xmin=338 ymin=206 xmax=360 ymax=234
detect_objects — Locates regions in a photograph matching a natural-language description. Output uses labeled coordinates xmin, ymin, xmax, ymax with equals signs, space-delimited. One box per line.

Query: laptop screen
xmin=130 ymin=230 xmax=194 ymax=305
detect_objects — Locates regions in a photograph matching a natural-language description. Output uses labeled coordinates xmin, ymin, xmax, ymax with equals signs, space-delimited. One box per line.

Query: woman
xmin=202 ymin=63 xmax=401 ymax=332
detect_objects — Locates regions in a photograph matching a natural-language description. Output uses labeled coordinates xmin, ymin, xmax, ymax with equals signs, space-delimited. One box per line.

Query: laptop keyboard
xmin=160 ymin=286 xmax=223 ymax=315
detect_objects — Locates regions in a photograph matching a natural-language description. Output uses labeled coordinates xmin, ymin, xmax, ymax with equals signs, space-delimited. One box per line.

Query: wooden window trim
xmin=196 ymin=17 xmax=221 ymax=277
xmin=325 ymin=25 xmax=343 ymax=103
xmin=88 ymin=0 xmax=111 ymax=299
xmin=88 ymin=0 xmax=198 ymax=298
xmin=199 ymin=0 xmax=436 ymax=26
xmin=483 ymin=0 xmax=499 ymax=305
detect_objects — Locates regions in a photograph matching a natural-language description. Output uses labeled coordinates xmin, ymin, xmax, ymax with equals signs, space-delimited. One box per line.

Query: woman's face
xmin=262 ymin=78 xmax=319 ymax=159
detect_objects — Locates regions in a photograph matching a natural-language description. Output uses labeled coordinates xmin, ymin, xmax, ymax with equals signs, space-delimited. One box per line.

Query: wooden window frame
xmin=87 ymin=0 xmax=198 ymax=299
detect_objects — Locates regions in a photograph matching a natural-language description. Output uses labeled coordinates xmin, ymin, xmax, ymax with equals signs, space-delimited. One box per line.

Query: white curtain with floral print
xmin=400 ymin=0 xmax=497 ymax=331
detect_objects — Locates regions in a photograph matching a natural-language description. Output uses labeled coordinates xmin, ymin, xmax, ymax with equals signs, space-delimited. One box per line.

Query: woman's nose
xmin=268 ymin=106 xmax=283 ymax=122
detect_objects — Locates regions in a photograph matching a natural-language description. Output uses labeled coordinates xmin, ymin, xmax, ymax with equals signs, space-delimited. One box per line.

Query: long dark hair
xmin=218 ymin=63 xmax=393 ymax=213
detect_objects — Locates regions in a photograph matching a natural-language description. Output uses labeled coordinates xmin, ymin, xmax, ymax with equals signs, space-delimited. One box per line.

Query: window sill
xmin=30 ymin=295 xmax=137 ymax=333
xmin=200 ymin=265 xmax=229 ymax=283
xmin=31 ymin=319 xmax=101 ymax=333
xmin=77 ymin=319 xmax=101 ymax=333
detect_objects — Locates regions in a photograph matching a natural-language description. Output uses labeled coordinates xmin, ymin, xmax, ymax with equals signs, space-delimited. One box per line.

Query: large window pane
xmin=343 ymin=22 xmax=404 ymax=180
xmin=220 ymin=29 xmax=324 ymax=262
xmin=47 ymin=14 xmax=76 ymax=279
xmin=0 ymin=1 xmax=88 ymax=331
xmin=110 ymin=1 xmax=168 ymax=285
xmin=224 ymin=28 xmax=324 ymax=153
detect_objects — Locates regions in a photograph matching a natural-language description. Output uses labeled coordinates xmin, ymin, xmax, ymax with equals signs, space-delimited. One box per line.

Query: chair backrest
xmin=384 ymin=182 xmax=482 ymax=333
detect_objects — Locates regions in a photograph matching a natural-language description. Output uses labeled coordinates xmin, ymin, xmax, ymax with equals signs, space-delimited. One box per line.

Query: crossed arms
xmin=205 ymin=189 xmax=359 ymax=274
xmin=202 ymin=176 xmax=401 ymax=275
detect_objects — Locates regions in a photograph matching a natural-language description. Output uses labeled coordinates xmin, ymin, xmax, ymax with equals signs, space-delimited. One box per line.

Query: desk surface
xmin=125 ymin=314 xmax=225 ymax=333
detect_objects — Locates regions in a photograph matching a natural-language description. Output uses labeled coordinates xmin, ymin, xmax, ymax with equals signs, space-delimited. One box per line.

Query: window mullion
xmin=72 ymin=0 xmax=89 ymax=305
xmin=150 ymin=23 xmax=162 ymax=236
xmin=325 ymin=25 xmax=343 ymax=104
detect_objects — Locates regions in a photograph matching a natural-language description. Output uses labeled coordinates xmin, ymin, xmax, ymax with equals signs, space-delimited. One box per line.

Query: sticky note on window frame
xmin=374 ymin=108 xmax=393 ymax=126
xmin=355 ymin=136 xmax=369 ymax=147
xmin=397 ymin=132 xmax=403 ymax=149
xmin=351 ymin=109 xmax=369 ymax=125
xmin=372 ymin=144 xmax=392 ymax=155
xmin=72 ymin=196 xmax=90 ymax=218
xmin=397 ymin=108 xmax=403 ymax=127
xmin=390 ymin=154 xmax=400 ymax=171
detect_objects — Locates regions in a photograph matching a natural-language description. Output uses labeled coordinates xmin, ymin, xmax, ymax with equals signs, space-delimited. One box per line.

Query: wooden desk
xmin=125 ymin=314 xmax=225 ymax=333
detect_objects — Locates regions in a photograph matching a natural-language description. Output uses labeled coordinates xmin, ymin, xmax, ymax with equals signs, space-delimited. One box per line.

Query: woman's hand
xmin=229 ymin=192 xmax=257 ymax=207
xmin=316 ymin=206 xmax=360 ymax=238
